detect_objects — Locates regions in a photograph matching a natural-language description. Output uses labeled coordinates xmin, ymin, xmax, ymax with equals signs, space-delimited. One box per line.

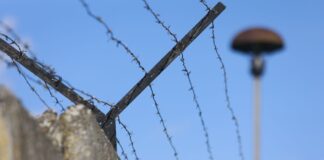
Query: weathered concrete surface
xmin=0 ymin=86 xmax=63 ymax=160
xmin=38 ymin=105 xmax=118 ymax=160
xmin=0 ymin=85 xmax=118 ymax=160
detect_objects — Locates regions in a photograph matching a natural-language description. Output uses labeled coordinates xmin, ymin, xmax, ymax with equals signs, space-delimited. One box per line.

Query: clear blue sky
xmin=1 ymin=0 xmax=323 ymax=160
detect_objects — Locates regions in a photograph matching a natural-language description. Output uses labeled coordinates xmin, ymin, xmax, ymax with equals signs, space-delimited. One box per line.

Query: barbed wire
xmin=199 ymin=0 xmax=211 ymax=12
xmin=78 ymin=1 xmax=180 ymax=159
xmin=0 ymin=56 xmax=66 ymax=112
xmin=0 ymin=21 xmax=56 ymax=77
xmin=0 ymin=33 xmax=52 ymax=110
xmin=0 ymin=32 xmax=129 ymax=159
xmin=117 ymin=117 xmax=140 ymax=160
xmin=0 ymin=21 xmax=56 ymax=76
xmin=43 ymin=82 xmax=65 ymax=112
xmin=148 ymin=85 xmax=179 ymax=158
xmin=211 ymin=22 xmax=245 ymax=160
xmin=0 ymin=22 xmax=119 ymax=113
xmin=0 ymin=23 xmax=67 ymax=111
xmin=117 ymin=138 xmax=129 ymax=160
xmin=65 ymin=82 xmax=115 ymax=109
xmin=78 ymin=0 xmax=146 ymax=73
xmin=141 ymin=1 xmax=214 ymax=159
xmin=198 ymin=1 xmax=245 ymax=160
xmin=0 ymin=21 xmax=37 ymax=58
xmin=18 ymin=70 xmax=66 ymax=112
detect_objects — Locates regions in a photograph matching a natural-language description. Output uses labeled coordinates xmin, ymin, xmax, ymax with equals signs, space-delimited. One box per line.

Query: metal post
xmin=103 ymin=2 xmax=226 ymax=126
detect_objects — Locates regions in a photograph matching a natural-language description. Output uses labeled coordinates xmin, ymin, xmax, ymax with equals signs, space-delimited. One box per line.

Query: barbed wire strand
xmin=73 ymin=87 xmax=115 ymax=108
xmin=78 ymin=1 xmax=180 ymax=159
xmin=141 ymin=1 xmax=214 ymax=159
xmin=0 ymin=23 xmax=118 ymax=112
xmin=0 ymin=33 xmax=52 ymax=110
xmin=0 ymin=21 xmax=37 ymax=58
xmin=0 ymin=33 xmax=129 ymax=159
xmin=0 ymin=21 xmax=56 ymax=76
xmin=43 ymin=82 xmax=65 ymax=112
xmin=16 ymin=69 xmax=66 ymax=112
xmin=211 ymin=22 xmax=245 ymax=160
xmin=0 ymin=21 xmax=55 ymax=77
xmin=117 ymin=138 xmax=129 ymax=160
xmin=0 ymin=24 xmax=67 ymax=111
xmin=117 ymin=117 xmax=140 ymax=160
xmin=198 ymin=1 xmax=245 ymax=160
xmin=19 ymin=71 xmax=66 ymax=112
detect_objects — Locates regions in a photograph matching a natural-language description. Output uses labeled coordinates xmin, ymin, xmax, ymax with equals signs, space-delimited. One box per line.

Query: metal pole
xmin=232 ymin=27 xmax=284 ymax=160
xmin=253 ymin=76 xmax=261 ymax=160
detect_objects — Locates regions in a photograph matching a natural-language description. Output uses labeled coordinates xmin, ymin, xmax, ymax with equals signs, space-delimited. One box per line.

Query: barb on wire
xmin=0 ymin=21 xmax=37 ymax=59
xmin=198 ymin=1 xmax=245 ymax=160
xmin=19 ymin=72 xmax=66 ymax=112
xmin=0 ymin=23 xmax=114 ymax=112
xmin=199 ymin=0 xmax=211 ymax=11
xmin=0 ymin=20 xmax=57 ymax=76
xmin=19 ymin=71 xmax=66 ymax=112
xmin=117 ymin=138 xmax=129 ymax=160
xmin=142 ymin=0 xmax=178 ymax=43
xmin=117 ymin=117 xmax=139 ymax=160
xmin=0 ymin=22 xmax=67 ymax=111
xmin=78 ymin=1 xmax=180 ymax=159
xmin=0 ymin=25 xmax=66 ymax=111
xmin=0 ymin=33 xmax=51 ymax=110
xmin=78 ymin=0 xmax=146 ymax=73
xmin=142 ymin=1 xmax=214 ymax=159
xmin=211 ymin=22 xmax=245 ymax=160
xmin=62 ymin=79 xmax=115 ymax=110
xmin=148 ymin=85 xmax=179 ymax=158
xmin=44 ymin=82 xmax=65 ymax=112
xmin=1 ymin=58 xmax=65 ymax=112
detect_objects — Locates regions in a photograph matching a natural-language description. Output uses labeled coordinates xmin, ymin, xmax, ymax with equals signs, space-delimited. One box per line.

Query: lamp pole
xmin=251 ymin=54 xmax=264 ymax=160
xmin=231 ymin=28 xmax=284 ymax=160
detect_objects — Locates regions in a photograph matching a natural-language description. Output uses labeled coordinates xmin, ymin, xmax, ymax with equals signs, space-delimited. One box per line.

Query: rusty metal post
xmin=103 ymin=2 xmax=226 ymax=126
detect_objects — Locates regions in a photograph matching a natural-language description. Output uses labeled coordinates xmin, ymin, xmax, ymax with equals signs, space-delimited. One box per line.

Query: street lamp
xmin=231 ymin=28 xmax=284 ymax=160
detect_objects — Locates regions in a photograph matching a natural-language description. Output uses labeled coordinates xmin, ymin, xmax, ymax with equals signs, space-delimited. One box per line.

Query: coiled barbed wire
xmin=198 ymin=1 xmax=245 ymax=160
xmin=141 ymin=1 xmax=214 ymax=159
xmin=78 ymin=1 xmax=180 ymax=159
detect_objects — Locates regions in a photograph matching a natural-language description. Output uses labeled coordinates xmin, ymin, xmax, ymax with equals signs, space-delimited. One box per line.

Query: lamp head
xmin=232 ymin=28 xmax=284 ymax=55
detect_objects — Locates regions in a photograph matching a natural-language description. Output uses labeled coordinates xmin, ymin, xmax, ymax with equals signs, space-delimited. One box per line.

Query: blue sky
xmin=1 ymin=0 xmax=324 ymax=160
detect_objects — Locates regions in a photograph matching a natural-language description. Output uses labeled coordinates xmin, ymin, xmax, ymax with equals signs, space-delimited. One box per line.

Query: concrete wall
xmin=0 ymin=86 xmax=118 ymax=160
